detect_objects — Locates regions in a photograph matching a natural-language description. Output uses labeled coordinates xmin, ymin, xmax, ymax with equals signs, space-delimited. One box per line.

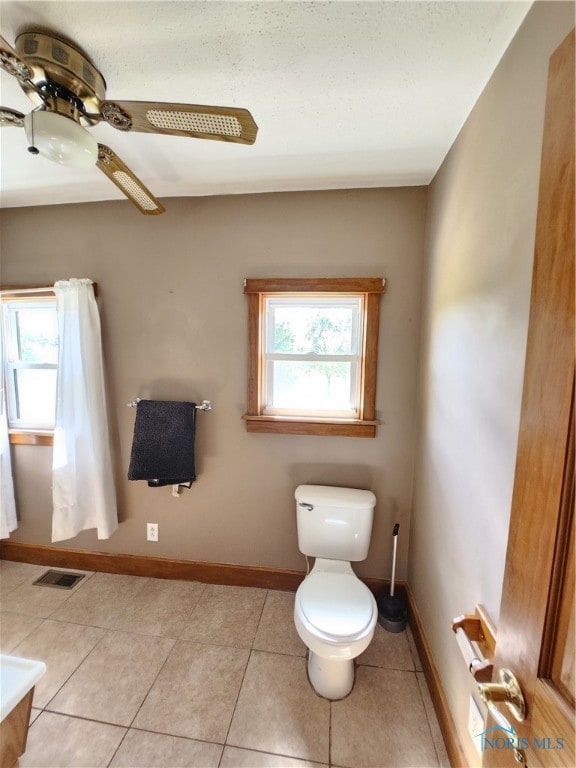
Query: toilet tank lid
xmin=295 ymin=485 xmax=376 ymax=509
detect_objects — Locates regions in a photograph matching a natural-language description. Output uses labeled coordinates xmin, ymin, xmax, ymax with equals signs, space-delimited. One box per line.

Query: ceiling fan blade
xmin=0 ymin=107 xmax=25 ymax=127
xmin=96 ymin=144 xmax=165 ymax=216
xmin=99 ymin=100 xmax=258 ymax=145
xmin=0 ymin=35 xmax=33 ymax=81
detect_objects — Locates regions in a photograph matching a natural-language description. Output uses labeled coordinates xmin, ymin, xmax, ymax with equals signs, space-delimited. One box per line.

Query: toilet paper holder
xmin=451 ymin=604 xmax=496 ymax=683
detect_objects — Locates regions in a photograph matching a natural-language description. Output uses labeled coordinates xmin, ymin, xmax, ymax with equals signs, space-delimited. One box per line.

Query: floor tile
xmin=227 ymin=650 xmax=330 ymax=764
xmin=0 ymin=560 xmax=448 ymax=768
xmin=11 ymin=619 xmax=105 ymax=708
xmin=417 ymin=672 xmax=451 ymax=768
xmin=357 ymin=623 xmax=414 ymax=670
xmin=221 ymin=746 xmax=328 ymax=767
xmin=133 ymin=640 xmax=249 ymax=742
xmin=50 ymin=572 xmax=150 ymax=628
xmin=180 ymin=584 xmax=267 ymax=647
xmin=47 ymin=629 xmax=174 ymax=726
xmin=331 ymin=666 xmax=439 ymax=768
xmin=109 ymin=577 xmax=206 ymax=637
xmin=0 ymin=582 xmax=71 ymax=619
xmin=110 ymin=729 xmax=222 ymax=767
xmin=19 ymin=711 xmax=125 ymax=767
xmin=253 ymin=590 xmax=306 ymax=656
xmin=0 ymin=561 xmax=45 ymax=595
xmin=0 ymin=611 xmax=43 ymax=653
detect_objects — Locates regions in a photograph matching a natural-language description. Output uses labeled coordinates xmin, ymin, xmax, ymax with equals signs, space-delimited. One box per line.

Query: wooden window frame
xmin=7 ymin=431 xmax=53 ymax=446
xmin=1 ymin=283 xmax=98 ymax=446
xmin=243 ymin=278 xmax=386 ymax=437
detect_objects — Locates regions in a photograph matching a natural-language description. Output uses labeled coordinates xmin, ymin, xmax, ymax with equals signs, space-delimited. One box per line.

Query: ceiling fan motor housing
xmin=15 ymin=31 xmax=106 ymax=124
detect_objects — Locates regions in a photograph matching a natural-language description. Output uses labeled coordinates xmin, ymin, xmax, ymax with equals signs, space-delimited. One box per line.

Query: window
xmin=263 ymin=296 xmax=363 ymax=417
xmin=1 ymin=292 xmax=58 ymax=441
xmin=244 ymin=278 xmax=386 ymax=437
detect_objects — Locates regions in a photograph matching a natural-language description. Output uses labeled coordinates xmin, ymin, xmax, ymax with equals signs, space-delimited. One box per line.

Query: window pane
xmin=269 ymin=360 xmax=356 ymax=413
xmin=14 ymin=368 xmax=57 ymax=425
xmin=270 ymin=303 xmax=359 ymax=355
xmin=17 ymin=307 xmax=59 ymax=363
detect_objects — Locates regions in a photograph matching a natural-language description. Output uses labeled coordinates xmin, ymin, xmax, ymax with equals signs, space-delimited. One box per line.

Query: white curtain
xmin=52 ymin=279 xmax=118 ymax=542
xmin=0 ymin=384 xmax=17 ymax=539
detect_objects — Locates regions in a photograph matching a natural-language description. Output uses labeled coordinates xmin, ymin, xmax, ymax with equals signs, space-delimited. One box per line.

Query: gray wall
xmin=409 ymin=3 xmax=574 ymax=765
xmin=1 ymin=187 xmax=427 ymax=579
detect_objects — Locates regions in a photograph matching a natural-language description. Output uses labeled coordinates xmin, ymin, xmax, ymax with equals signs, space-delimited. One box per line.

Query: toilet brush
xmin=377 ymin=523 xmax=407 ymax=633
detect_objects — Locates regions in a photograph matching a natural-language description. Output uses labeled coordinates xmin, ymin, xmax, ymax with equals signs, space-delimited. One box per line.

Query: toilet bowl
xmin=294 ymin=559 xmax=377 ymax=699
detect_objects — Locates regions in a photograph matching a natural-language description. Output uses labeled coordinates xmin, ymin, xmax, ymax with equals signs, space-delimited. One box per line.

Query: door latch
xmin=478 ymin=669 xmax=527 ymax=764
xmin=478 ymin=668 xmax=526 ymax=722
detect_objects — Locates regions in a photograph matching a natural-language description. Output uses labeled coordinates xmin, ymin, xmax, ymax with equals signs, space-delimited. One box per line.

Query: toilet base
xmin=307 ymin=651 xmax=355 ymax=700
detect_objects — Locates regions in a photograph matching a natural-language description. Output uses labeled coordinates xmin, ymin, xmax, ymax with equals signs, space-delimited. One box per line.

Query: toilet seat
xmin=296 ymin=571 xmax=375 ymax=641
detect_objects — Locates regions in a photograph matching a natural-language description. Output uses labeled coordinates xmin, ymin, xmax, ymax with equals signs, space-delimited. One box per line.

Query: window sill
xmin=242 ymin=414 xmax=379 ymax=437
xmin=8 ymin=430 xmax=54 ymax=446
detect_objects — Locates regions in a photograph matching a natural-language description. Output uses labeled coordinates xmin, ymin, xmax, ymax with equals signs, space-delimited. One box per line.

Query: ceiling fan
xmin=0 ymin=30 xmax=258 ymax=214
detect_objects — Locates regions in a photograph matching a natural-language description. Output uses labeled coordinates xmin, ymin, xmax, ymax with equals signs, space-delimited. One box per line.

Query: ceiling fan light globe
xmin=24 ymin=111 xmax=98 ymax=168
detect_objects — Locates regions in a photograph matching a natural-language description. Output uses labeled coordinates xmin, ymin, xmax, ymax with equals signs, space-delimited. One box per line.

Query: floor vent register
xmin=33 ymin=570 xmax=85 ymax=590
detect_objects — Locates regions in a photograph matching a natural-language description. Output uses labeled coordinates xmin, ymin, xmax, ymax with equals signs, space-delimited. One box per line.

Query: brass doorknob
xmin=478 ymin=668 xmax=526 ymax=723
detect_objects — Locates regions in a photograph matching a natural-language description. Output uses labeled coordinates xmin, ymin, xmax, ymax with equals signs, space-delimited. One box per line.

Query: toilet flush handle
xmin=299 ymin=502 xmax=314 ymax=511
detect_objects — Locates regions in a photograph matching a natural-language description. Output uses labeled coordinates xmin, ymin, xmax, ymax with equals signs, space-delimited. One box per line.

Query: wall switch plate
xmin=468 ymin=695 xmax=485 ymax=756
xmin=147 ymin=523 xmax=158 ymax=542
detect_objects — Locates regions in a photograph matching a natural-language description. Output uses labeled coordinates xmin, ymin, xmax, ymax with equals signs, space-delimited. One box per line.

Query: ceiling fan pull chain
xmin=27 ymin=110 xmax=39 ymax=155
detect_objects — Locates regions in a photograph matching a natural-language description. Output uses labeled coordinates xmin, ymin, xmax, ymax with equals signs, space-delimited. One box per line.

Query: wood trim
xmin=0 ymin=541 xmax=390 ymax=595
xmin=8 ymin=431 xmax=53 ymax=446
xmin=530 ymin=679 xmax=576 ymax=768
xmin=243 ymin=277 xmax=386 ymax=294
xmin=407 ymin=584 xmax=467 ymax=768
xmin=546 ymin=401 xmax=574 ymax=702
xmin=0 ymin=289 xmax=55 ymax=299
xmin=243 ymin=278 xmax=384 ymax=437
xmin=246 ymin=292 xmax=261 ymax=416
xmin=243 ymin=415 xmax=378 ymax=437
xmin=0 ymin=283 xmax=98 ymax=296
xmin=362 ymin=293 xmax=381 ymax=421
xmin=0 ymin=542 xmax=306 ymax=590
xmin=243 ymin=415 xmax=380 ymax=425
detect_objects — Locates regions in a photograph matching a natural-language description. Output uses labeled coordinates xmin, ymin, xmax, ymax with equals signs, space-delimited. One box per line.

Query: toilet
xmin=293 ymin=484 xmax=378 ymax=700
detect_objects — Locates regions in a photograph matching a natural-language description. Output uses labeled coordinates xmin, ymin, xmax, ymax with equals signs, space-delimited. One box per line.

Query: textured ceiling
xmin=0 ymin=1 xmax=531 ymax=209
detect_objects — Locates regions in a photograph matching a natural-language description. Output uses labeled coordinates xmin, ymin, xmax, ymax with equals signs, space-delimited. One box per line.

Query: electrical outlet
xmin=147 ymin=523 xmax=158 ymax=542
xmin=468 ymin=695 xmax=485 ymax=756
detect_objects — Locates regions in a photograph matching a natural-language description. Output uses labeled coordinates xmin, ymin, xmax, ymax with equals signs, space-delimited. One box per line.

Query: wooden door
xmin=483 ymin=29 xmax=574 ymax=768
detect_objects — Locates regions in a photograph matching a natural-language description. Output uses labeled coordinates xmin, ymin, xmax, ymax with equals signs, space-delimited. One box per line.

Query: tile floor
xmin=0 ymin=560 xmax=449 ymax=768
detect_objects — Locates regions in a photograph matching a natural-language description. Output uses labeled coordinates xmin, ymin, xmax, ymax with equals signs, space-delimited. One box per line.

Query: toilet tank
xmin=295 ymin=485 xmax=376 ymax=561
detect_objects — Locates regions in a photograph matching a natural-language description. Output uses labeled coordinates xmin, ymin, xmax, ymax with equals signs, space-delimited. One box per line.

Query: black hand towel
xmin=128 ymin=400 xmax=196 ymax=487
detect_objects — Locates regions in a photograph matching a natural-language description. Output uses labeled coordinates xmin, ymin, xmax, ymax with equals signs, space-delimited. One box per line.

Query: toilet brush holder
xmin=377 ymin=591 xmax=407 ymax=633
xmin=377 ymin=523 xmax=407 ymax=633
